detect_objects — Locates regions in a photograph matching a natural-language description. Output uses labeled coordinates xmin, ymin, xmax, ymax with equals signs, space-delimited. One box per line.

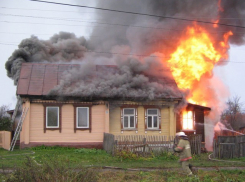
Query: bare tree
xmin=221 ymin=96 xmax=245 ymax=130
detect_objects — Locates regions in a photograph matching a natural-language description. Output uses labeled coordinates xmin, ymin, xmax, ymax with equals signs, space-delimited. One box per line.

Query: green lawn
xmin=1 ymin=147 xmax=245 ymax=181
xmin=1 ymin=146 xmax=245 ymax=169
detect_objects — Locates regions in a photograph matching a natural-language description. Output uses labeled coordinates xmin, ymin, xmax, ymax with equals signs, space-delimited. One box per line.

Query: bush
xmin=4 ymin=156 xmax=98 ymax=182
xmin=156 ymin=151 xmax=179 ymax=161
xmin=0 ymin=105 xmax=12 ymax=131
xmin=0 ymin=117 xmax=12 ymax=131
xmin=74 ymin=148 xmax=106 ymax=154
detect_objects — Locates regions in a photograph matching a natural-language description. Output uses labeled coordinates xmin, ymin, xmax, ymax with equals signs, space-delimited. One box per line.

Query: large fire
xmin=167 ymin=25 xmax=232 ymax=106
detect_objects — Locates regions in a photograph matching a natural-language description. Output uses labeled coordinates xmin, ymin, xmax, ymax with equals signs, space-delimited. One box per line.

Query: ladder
xmin=11 ymin=97 xmax=22 ymax=124
xmin=9 ymin=107 xmax=29 ymax=151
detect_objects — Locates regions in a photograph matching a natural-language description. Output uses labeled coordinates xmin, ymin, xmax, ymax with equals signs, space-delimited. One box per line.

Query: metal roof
xmin=17 ymin=62 xmax=181 ymax=98
xmin=17 ymin=63 xmax=79 ymax=96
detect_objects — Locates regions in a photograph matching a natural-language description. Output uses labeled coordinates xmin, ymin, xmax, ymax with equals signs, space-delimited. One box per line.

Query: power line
xmin=0 ymin=6 xmax=94 ymax=13
xmin=0 ymin=17 xmax=244 ymax=36
xmin=0 ymin=13 xmax=98 ymax=22
xmin=0 ymin=42 xmax=244 ymax=63
xmin=0 ymin=31 xmax=95 ymax=38
xmin=2 ymin=6 xmax=245 ymax=20
xmin=0 ymin=20 xmax=95 ymax=27
xmin=0 ymin=42 xmax=169 ymax=59
xmin=30 ymin=0 xmax=245 ymax=29
xmin=0 ymin=43 xmax=18 ymax=46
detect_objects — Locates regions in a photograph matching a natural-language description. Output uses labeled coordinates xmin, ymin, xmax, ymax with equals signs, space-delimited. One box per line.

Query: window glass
xmin=124 ymin=109 xmax=134 ymax=115
xmin=47 ymin=107 xmax=59 ymax=127
xmin=148 ymin=109 xmax=158 ymax=115
xmin=153 ymin=116 xmax=158 ymax=127
xmin=123 ymin=108 xmax=135 ymax=129
xmin=147 ymin=109 xmax=159 ymax=129
xmin=77 ymin=107 xmax=89 ymax=128
xmin=130 ymin=116 xmax=135 ymax=127
xmin=124 ymin=116 xmax=128 ymax=128
xmin=148 ymin=116 xmax=152 ymax=127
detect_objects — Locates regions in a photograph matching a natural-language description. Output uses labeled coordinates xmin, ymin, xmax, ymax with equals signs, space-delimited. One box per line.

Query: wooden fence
xmin=115 ymin=135 xmax=174 ymax=155
xmin=103 ymin=133 xmax=115 ymax=154
xmin=0 ymin=131 xmax=11 ymax=150
xmin=213 ymin=135 xmax=245 ymax=159
xmin=103 ymin=133 xmax=202 ymax=155
xmin=214 ymin=129 xmax=245 ymax=139
xmin=188 ymin=134 xmax=202 ymax=155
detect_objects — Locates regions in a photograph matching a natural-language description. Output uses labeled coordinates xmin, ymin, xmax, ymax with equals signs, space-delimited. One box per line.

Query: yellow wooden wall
xmin=109 ymin=105 xmax=176 ymax=136
xmin=20 ymin=100 xmax=177 ymax=145
xmin=21 ymin=102 xmax=107 ymax=144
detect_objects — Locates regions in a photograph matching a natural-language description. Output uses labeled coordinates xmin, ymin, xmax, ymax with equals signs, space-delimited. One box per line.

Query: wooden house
xmin=16 ymin=63 xmax=210 ymax=149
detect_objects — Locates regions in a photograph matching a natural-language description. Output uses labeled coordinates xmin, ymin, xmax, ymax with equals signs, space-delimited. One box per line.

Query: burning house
xmin=15 ymin=62 xmax=210 ymax=149
xmin=5 ymin=0 xmax=245 ymax=150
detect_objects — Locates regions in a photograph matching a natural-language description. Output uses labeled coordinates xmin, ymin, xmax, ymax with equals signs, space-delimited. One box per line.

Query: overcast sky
xmin=0 ymin=0 xmax=93 ymax=108
xmin=1 ymin=0 xmax=245 ymax=109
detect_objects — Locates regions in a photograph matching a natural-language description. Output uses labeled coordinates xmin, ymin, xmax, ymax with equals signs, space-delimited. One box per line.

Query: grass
xmin=98 ymin=170 xmax=245 ymax=182
xmin=1 ymin=146 xmax=245 ymax=181
xmin=1 ymin=147 xmax=245 ymax=169
xmin=1 ymin=166 xmax=245 ymax=181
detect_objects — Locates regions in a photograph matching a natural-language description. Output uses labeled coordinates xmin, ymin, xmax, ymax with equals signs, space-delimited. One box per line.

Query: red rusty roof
xmin=17 ymin=62 xmax=181 ymax=98
xmin=17 ymin=63 xmax=80 ymax=96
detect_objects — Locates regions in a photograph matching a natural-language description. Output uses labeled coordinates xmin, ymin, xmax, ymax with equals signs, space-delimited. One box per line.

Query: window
xmin=144 ymin=107 xmax=161 ymax=131
xmin=43 ymin=104 xmax=62 ymax=133
xmin=73 ymin=104 xmax=91 ymax=133
xmin=123 ymin=108 xmax=135 ymax=129
xmin=182 ymin=110 xmax=194 ymax=130
xmin=46 ymin=107 xmax=59 ymax=128
xmin=147 ymin=109 xmax=159 ymax=129
xmin=76 ymin=107 xmax=89 ymax=128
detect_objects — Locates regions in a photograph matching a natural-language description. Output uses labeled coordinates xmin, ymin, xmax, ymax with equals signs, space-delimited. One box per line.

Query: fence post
xmin=219 ymin=144 xmax=221 ymax=159
xmin=213 ymin=139 xmax=216 ymax=158
xmin=235 ymin=136 xmax=238 ymax=158
xmin=113 ymin=140 xmax=117 ymax=156
xmin=143 ymin=138 xmax=146 ymax=156
xmin=103 ymin=133 xmax=115 ymax=154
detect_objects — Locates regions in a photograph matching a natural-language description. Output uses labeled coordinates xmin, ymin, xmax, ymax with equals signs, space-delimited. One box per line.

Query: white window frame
xmin=46 ymin=106 xmax=59 ymax=128
xmin=123 ymin=108 xmax=135 ymax=129
xmin=76 ymin=107 xmax=89 ymax=128
xmin=147 ymin=109 xmax=159 ymax=129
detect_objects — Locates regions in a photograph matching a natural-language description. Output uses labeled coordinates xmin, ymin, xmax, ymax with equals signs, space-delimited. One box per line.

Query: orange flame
xmin=167 ymin=25 xmax=232 ymax=106
xmin=218 ymin=0 xmax=224 ymax=12
xmin=213 ymin=19 xmax=219 ymax=28
xmin=220 ymin=31 xmax=233 ymax=59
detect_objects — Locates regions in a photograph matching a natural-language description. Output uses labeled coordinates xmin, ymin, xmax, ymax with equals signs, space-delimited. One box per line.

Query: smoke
xmin=5 ymin=32 xmax=88 ymax=84
xmin=6 ymin=0 xmax=245 ymax=88
xmin=5 ymin=1 xmax=245 ymax=134
xmin=78 ymin=0 xmax=245 ymax=150
xmin=85 ymin=0 xmax=245 ymax=62
xmin=49 ymin=56 xmax=183 ymax=101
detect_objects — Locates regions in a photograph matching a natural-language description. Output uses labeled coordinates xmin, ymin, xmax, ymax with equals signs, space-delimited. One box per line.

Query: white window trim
xmin=146 ymin=109 xmax=159 ymax=129
xmin=76 ymin=107 xmax=89 ymax=128
xmin=123 ymin=108 xmax=136 ymax=129
xmin=46 ymin=106 xmax=59 ymax=128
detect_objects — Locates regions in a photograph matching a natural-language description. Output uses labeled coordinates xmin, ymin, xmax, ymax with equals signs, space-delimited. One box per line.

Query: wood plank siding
xmin=20 ymin=101 xmax=107 ymax=148
xmin=109 ymin=105 xmax=175 ymax=136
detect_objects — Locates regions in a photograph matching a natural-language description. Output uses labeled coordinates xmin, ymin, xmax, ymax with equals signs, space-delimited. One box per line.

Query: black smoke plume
xmin=5 ymin=0 xmax=245 ymax=102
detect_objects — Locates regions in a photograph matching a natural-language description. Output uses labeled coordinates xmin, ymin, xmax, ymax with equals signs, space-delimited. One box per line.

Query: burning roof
xmin=6 ymin=1 xmax=245 ymax=113
xmin=17 ymin=62 xmax=183 ymax=101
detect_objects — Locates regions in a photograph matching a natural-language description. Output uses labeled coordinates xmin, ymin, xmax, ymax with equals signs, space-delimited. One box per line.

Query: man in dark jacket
xmin=174 ymin=132 xmax=193 ymax=176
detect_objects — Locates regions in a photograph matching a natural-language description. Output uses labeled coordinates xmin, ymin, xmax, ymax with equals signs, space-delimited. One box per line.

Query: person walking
xmin=174 ymin=132 xmax=193 ymax=176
